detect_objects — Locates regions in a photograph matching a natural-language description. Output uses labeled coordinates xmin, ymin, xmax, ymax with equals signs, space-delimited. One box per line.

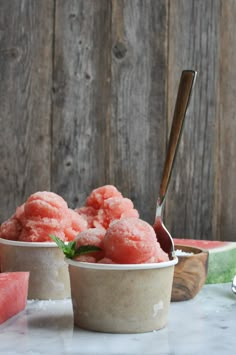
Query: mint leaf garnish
xmin=76 ymin=245 xmax=101 ymax=256
xmin=49 ymin=235 xmax=101 ymax=259
xmin=49 ymin=235 xmax=76 ymax=258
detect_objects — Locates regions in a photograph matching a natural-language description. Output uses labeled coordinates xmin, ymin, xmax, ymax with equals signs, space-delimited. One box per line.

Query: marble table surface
xmin=0 ymin=283 xmax=235 ymax=355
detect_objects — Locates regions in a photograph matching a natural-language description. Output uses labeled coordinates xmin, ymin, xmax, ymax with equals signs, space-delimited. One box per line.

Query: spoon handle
xmin=158 ymin=70 xmax=197 ymax=206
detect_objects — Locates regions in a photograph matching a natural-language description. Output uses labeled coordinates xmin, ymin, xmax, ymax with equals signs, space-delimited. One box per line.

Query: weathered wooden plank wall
xmin=52 ymin=0 xmax=167 ymax=225
xmin=109 ymin=0 xmax=167 ymax=223
xmin=52 ymin=0 xmax=112 ymax=206
xmin=0 ymin=0 xmax=53 ymax=209
xmin=166 ymin=0 xmax=236 ymax=242
xmin=214 ymin=0 xmax=236 ymax=242
xmin=0 ymin=0 xmax=235 ymax=242
xmin=166 ymin=0 xmax=220 ymax=240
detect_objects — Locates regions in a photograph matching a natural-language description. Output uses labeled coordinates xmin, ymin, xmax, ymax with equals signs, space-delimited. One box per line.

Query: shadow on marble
xmin=0 ymin=312 xmax=28 ymax=332
xmin=27 ymin=313 xmax=73 ymax=331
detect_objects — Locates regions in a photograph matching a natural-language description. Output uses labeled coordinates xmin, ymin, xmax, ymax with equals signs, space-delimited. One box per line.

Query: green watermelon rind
xmin=206 ymin=247 xmax=236 ymax=284
xmin=174 ymin=239 xmax=236 ymax=284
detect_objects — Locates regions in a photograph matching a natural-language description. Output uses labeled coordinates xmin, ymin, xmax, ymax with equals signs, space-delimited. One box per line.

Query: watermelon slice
xmin=174 ymin=238 xmax=236 ymax=284
xmin=0 ymin=272 xmax=29 ymax=324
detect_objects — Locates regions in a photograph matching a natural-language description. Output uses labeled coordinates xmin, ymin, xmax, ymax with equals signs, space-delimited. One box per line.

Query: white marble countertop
xmin=0 ymin=283 xmax=235 ymax=355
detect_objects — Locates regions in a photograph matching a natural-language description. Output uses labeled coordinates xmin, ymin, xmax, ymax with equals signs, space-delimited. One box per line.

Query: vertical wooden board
xmin=214 ymin=1 xmax=236 ymax=242
xmin=110 ymin=0 xmax=168 ymax=223
xmin=166 ymin=0 xmax=220 ymax=239
xmin=0 ymin=0 xmax=53 ymax=222
xmin=52 ymin=0 xmax=112 ymax=208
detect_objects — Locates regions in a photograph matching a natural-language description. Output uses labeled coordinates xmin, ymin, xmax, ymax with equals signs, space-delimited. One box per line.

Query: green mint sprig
xmin=49 ymin=235 xmax=101 ymax=259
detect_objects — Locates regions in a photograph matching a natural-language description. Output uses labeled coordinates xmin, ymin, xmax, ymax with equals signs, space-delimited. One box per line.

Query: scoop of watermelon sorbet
xmin=75 ymin=228 xmax=106 ymax=261
xmin=75 ymin=185 xmax=139 ymax=230
xmin=85 ymin=185 xmax=123 ymax=209
xmin=0 ymin=191 xmax=88 ymax=242
xmin=103 ymin=217 xmax=169 ymax=264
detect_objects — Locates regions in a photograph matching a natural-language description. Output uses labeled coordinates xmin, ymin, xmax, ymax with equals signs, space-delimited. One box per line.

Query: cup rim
xmin=65 ymin=256 xmax=178 ymax=270
xmin=0 ymin=237 xmax=57 ymax=248
xmin=174 ymin=243 xmax=209 ymax=256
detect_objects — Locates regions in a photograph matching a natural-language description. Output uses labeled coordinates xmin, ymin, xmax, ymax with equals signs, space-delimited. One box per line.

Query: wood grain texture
xmin=52 ymin=0 xmax=112 ymax=208
xmin=213 ymin=0 xmax=236 ymax=242
xmin=0 ymin=0 xmax=53 ymax=222
xmin=171 ymin=245 xmax=209 ymax=301
xmin=165 ymin=0 xmax=220 ymax=240
xmin=0 ymin=0 xmax=235 ymax=242
xmin=110 ymin=0 xmax=168 ymax=223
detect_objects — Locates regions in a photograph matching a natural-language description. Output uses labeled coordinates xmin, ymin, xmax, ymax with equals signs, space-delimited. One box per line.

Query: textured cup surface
xmin=66 ymin=258 xmax=178 ymax=333
xmin=0 ymin=238 xmax=70 ymax=300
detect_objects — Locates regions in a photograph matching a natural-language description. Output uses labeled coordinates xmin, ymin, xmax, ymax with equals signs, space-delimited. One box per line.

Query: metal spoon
xmin=232 ymin=275 xmax=236 ymax=294
xmin=153 ymin=70 xmax=197 ymax=259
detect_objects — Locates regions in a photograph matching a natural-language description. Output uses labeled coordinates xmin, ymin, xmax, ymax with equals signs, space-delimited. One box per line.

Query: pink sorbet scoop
xmin=103 ymin=217 xmax=169 ymax=264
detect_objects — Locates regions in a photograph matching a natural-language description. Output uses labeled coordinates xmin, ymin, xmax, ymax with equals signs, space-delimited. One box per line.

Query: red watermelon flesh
xmin=0 ymin=272 xmax=29 ymax=324
xmin=174 ymin=238 xmax=236 ymax=284
xmin=174 ymin=238 xmax=231 ymax=249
